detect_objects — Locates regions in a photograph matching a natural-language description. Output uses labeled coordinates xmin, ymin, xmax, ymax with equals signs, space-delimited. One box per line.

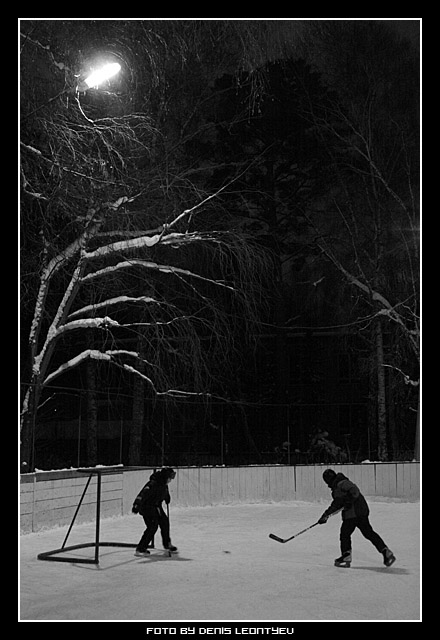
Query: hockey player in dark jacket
xmin=318 ymin=468 xmax=396 ymax=567
xmin=132 ymin=467 xmax=177 ymax=557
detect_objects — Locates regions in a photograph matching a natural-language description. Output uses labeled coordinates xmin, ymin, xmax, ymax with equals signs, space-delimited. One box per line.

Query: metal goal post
xmin=37 ymin=466 xmax=137 ymax=565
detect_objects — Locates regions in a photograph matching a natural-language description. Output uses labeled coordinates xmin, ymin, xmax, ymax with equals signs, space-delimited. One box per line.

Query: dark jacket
xmin=322 ymin=472 xmax=369 ymax=520
xmin=133 ymin=471 xmax=171 ymax=516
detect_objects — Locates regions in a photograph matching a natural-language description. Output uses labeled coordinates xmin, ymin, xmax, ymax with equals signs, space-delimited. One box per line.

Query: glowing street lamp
xmin=84 ymin=62 xmax=121 ymax=88
xmin=76 ymin=62 xmax=121 ymax=92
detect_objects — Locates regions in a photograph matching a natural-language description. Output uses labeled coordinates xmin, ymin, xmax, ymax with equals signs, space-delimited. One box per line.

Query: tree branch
xmin=81 ymin=257 xmax=236 ymax=291
xmin=68 ymin=296 xmax=162 ymax=320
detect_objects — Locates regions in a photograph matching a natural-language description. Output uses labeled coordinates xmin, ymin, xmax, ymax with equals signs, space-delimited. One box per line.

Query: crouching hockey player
xmin=318 ymin=468 xmax=396 ymax=568
xmin=132 ymin=467 xmax=178 ymax=557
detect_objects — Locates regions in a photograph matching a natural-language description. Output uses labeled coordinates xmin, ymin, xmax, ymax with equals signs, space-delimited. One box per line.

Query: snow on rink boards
xmin=19 ymin=500 xmax=420 ymax=622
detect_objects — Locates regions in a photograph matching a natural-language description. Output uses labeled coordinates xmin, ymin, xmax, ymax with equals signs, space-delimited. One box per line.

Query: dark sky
xmin=388 ymin=19 xmax=420 ymax=49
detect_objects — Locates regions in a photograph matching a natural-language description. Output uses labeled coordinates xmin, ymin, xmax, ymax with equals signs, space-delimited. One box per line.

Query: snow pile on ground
xmin=20 ymin=500 xmax=420 ymax=622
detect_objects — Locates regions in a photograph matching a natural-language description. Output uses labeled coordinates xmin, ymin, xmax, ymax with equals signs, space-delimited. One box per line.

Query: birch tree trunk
xmin=20 ymin=377 xmax=40 ymax=471
xmin=375 ymin=317 xmax=388 ymax=461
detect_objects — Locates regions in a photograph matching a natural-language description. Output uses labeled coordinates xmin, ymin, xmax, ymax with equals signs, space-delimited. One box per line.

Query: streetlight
xmin=76 ymin=62 xmax=121 ymax=93
xmin=84 ymin=62 xmax=121 ymax=88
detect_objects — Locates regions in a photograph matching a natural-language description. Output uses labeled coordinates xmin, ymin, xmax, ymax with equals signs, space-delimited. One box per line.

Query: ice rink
xmin=19 ymin=500 xmax=420 ymax=622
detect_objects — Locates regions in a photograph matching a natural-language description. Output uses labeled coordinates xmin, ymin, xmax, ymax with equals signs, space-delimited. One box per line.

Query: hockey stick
xmin=269 ymin=509 xmax=343 ymax=544
xmin=269 ymin=523 xmax=318 ymax=543
xmin=165 ymin=501 xmax=173 ymax=556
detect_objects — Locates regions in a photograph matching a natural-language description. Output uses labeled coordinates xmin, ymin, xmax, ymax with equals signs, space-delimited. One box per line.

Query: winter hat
xmin=160 ymin=467 xmax=176 ymax=480
xmin=323 ymin=468 xmax=337 ymax=486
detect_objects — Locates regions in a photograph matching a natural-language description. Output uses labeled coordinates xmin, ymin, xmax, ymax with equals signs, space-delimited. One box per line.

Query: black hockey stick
xmin=269 ymin=509 xmax=342 ymax=544
xmin=165 ymin=501 xmax=173 ymax=556
xmin=269 ymin=523 xmax=318 ymax=543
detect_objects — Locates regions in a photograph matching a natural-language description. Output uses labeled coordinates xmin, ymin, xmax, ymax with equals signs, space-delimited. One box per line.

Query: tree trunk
xmin=128 ymin=333 xmax=147 ymax=465
xmin=86 ymin=358 xmax=98 ymax=466
xmin=274 ymin=293 xmax=289 ymax=420
xmin=265 ymin=155 xmax=289 ymax=436
xmin=387 ymin=365 xmax=399 ymax=459
xmin=414 ymin=393 xmax=420 ymax=461
xmin=20 ymin=399 xmax=32 ymax=472
xmin=20 ymin=378 xmax=41 ymax=472
xmin=237 ymin=403 xmax=262 ymax=463
xmin=366 ymin=351 xmax=376 ymax=460
xmin=129 ymin=376 xmax=145 ymax=465
xmin=375 ymin=318 xmax=388 ymax=461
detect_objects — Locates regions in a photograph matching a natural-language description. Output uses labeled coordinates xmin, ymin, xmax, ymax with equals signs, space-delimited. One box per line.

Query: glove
xmin=132 ymin=500 xmax=140 ymax=514
xmin=318 ymin=514 xmax=328 ymax=525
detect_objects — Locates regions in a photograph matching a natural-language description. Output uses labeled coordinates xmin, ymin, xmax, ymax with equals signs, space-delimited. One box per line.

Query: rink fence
xmin=20 ymin=462 xmax=420 ymax=533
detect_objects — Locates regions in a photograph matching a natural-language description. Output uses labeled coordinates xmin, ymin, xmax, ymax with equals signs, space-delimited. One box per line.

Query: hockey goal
xmin=37 ymin=466 xmax=137 ymax=565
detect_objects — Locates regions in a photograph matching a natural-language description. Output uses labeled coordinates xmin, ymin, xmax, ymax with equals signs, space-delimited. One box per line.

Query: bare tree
xmin=299 ymin=21 xmax=419 ymax=459
xmin=20 ymin=20 xmax=276 ymax=469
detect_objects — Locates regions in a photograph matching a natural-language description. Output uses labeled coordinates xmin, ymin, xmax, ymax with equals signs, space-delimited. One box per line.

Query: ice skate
xmin=134 ymin=548 xmax=150 ymax=557
xmin=382 ymin=547 xmax=396 ymax=567
xmin=164 ymin=543 xmax=178 ymax=555
xmin=334 ymin=551 xmax=352 ymax=567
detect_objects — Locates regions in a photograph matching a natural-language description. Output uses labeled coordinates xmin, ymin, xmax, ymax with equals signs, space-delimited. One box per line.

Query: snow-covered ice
xmin=19 ymin=500 xmax=420 ymax=622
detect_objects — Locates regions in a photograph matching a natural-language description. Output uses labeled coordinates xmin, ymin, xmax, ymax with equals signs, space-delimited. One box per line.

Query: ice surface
xmin=19 ymin=500 xmax=420 ymax=622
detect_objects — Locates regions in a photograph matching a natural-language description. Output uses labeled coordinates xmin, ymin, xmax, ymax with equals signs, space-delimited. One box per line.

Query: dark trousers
xmin=340 ymin=516 xmax=386 ymax=554
xmin=137 ymin=505 xmax=170 ymax=551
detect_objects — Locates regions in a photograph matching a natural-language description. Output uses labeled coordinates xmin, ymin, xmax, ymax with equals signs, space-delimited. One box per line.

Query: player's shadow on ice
xmin=71 ymin=550 xmax=192 ymax=571
xmin=351 ymin=566 xmax=410 ymax=575
xmin=138 ymin=555 xmax=192 ymax=564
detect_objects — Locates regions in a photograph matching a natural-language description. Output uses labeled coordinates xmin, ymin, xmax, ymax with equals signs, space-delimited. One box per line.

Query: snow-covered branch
xmin=315 ymin=238 xmax=419 ymax=356
xmin=53 ymin=316 xmax=120 ymax=337
xmin=82 ymin=230 xmax=213 ymax=260
xmin=382 ymin=364 xmax=419 ymax=387
xmin=43 ymin=349 xmax=140 ymax=387
xmin=166 ymin=146 xmax=275 ymax=230
xmin=43 ymin=348 xmax=213 ymax=399
xmin=27 ymin=192 xmax=142 ymax=351
xmin=20 ymin=31 xmax=70 ymax=73
xmin=68 ymin=296 xmax=162 ymax=320
xmin=82 ymin=258 xmax=236 ymax=291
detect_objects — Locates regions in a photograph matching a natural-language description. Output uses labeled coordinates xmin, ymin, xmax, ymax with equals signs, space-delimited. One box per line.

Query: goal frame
xmin=37 ymin=466 xmax=137 ymax=565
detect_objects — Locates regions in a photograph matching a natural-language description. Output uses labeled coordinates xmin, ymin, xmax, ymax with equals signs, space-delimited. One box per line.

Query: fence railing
xmin=20 ymin=383 xmax=418 ymax=472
